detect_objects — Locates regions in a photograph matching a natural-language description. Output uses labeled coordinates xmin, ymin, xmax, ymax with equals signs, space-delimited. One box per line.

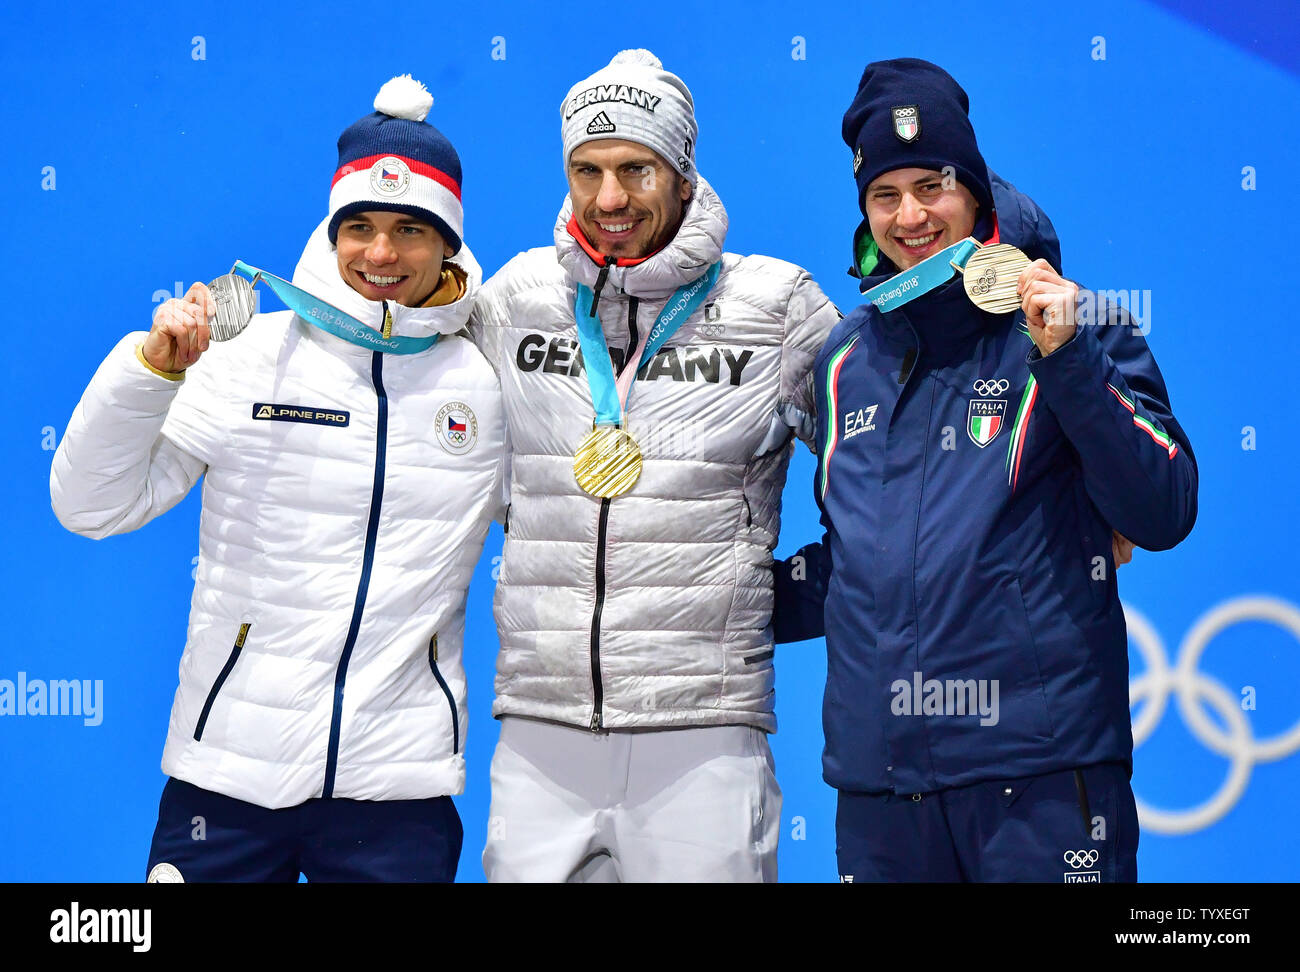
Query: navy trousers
xmin=145 ymin=778 xmax=463 ymax=883
xmin=836 ymin=762 xmax=1138 ymax=882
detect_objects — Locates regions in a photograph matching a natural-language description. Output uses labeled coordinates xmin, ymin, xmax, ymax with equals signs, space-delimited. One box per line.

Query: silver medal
xmin=206 ymin=271 xmax=257 ymax=341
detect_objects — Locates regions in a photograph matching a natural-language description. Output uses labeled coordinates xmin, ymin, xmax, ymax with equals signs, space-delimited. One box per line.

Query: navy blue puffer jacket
xmin=775 ymin=173 xmax=1197 ymax=794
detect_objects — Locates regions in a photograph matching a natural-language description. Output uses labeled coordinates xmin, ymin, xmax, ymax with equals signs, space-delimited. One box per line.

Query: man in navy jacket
xmin=775 ymin=59 xmax=1197 ymax=882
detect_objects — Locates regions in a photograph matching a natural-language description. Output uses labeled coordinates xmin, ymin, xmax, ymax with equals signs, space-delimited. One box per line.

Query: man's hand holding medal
xmin=142 ymin=282 xmax=213 ymax=374
xmin=1017 ymin=258 xmax=1079 ymax=357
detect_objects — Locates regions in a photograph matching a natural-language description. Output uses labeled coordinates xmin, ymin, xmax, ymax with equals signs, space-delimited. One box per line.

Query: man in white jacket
xmin=50 ymin=77 xmax=504 ymax=882
xmin=472 ymin=50 xmax=839 ymax=882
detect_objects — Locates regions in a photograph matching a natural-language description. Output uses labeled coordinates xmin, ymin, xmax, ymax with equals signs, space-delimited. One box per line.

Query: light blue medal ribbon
xmin=862 ymin=237 xmax=981 ymax=313
xmin=572 ymin=261 xmax=720 ymax=426
xmin=232 ymin=260 xmax=439 ymax=355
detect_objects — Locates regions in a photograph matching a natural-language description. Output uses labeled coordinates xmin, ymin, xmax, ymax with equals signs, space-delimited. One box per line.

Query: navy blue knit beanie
xmin=842 ymin=59 xmax=994 ymax=246
xmin=328 ymin=75 xmax=464 ymax=254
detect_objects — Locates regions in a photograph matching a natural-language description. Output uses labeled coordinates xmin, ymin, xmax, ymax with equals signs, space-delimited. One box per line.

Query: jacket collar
xmin=290 ymin=217 xmax=481 ymax=353
xmin=884 ymin=275 xmax=993 ymax=354
xmin=554 ymin=174 xmax=728 ymax=300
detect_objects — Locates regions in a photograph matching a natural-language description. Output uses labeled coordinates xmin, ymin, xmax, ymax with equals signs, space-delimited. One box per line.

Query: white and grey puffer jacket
xmin=471 ymin=176 xmax=838 ymax=733
xmin=50 ymin=219 xmax=505 ymax=809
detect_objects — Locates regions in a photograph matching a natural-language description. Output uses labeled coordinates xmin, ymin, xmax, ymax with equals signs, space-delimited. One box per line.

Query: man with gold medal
xmin=774 ymin=59 xmax=1198 ymax=882
xmin=471 ymin=50 xmax=839 ymax=882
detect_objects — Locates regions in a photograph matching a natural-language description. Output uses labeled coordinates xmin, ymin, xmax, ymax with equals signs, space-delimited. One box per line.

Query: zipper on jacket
xmin=589 ymin=255 xmax=616 ymax=316
xmin=589 ymin=497 xmax=612 ymax=731
xmin=193 ymin=623 xmax=251 ymax=741
xmin=620 ymin=297 xmax=640 ymax=376
xmin=323 ymin=345 xmax=389 ymax=797
xmin=586 ymin=293 xmax=639 ymax=732
xmin=428 ymin=634 xmax=460 ymax=755
xmin=1073 ymin=769 xmax=1093 ymax=835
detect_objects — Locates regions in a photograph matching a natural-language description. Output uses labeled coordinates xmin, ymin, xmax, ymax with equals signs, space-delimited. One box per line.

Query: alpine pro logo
xmin=436 ymin=401 xmax=478 ymax=455
xmin=252 ymin=403 xmax=350 ymax=427
xmin=967 ymin=379 xmax=1008 ymax=448
xmin=586 ymin=112 xmax=616 ymax=135
xmin=892 ymin=105 xmax=920 ymax=143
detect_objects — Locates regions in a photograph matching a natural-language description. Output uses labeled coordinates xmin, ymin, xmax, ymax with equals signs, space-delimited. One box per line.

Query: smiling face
xmin=335 ymin=211 xmax=453 ymax=306
xmin=864 ymin=167 xmax=979 ymax=270
xmin=567 ymin=139 xmax=693 ymax=260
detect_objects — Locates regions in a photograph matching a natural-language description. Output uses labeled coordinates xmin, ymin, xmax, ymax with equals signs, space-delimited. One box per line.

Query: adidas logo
xmin=587 ymin=111 xmax=616 ymax=135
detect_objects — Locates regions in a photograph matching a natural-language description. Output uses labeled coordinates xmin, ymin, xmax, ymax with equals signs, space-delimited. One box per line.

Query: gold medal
xmin=574 ymin=425 xmax=643 ymax=498
xmin=961 ymin=243 xmax=1032 ymax=314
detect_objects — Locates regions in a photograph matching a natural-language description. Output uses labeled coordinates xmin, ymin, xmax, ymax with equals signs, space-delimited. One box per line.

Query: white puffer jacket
xmin=50 ymin=220 xmax=505 ymax=809
xmin=471 ymin=176 xmax=838 ymax=733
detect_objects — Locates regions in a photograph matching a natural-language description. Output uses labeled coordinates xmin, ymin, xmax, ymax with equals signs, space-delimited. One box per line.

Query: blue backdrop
xmin=3 ymin=0 xmax=1298 ymax=882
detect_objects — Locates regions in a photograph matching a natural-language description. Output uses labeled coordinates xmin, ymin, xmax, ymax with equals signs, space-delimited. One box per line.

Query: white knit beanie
xmin=560 ymin=49 xmax=699 ymax=184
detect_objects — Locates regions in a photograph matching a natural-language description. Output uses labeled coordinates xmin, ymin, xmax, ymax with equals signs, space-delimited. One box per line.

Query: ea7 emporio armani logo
xmin=843 ymin=404 xmax=878 ymax=440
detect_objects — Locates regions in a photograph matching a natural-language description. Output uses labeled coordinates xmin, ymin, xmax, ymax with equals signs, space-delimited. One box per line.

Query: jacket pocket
xmin=1073 ymin=483 xmax=1112 ymax=608
xmin=1009 ymin=576 xmax=1057 ymax=740
xmin=428 ymin=634 xmax=460 ymax=755
xmin=193 ymin=623 xmax=251 ymax=742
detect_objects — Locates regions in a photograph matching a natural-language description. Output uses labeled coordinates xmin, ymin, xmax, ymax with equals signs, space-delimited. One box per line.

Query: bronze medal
xmin=574 ymin=425 xmax=643 ymax=499
xmin=961 ymin=243 xmax=1031 ymax=314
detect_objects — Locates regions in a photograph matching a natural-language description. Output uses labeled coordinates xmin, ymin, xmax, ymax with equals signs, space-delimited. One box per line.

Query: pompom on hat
xmin=327 ymin=75 xmax=464 ymax=254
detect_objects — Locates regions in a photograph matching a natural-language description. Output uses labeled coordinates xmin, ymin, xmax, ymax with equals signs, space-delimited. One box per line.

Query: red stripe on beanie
xmin=331 ymin=154 xmax=462 ymax=200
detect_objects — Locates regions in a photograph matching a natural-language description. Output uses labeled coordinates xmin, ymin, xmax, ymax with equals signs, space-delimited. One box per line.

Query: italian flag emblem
xmin=967 ymin=398 xmax=1007 ymax=448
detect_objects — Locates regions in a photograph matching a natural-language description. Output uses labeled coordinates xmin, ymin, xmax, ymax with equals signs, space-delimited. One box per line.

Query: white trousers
xmin=483 ymin=716 xmax=781 ymax=882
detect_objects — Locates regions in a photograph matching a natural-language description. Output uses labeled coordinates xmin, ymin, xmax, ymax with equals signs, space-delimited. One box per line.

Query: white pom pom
xmin=374 ymin=74 xmax=433 ymax=122
xmin=610 ymin=49 xmax=662 ymax=69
